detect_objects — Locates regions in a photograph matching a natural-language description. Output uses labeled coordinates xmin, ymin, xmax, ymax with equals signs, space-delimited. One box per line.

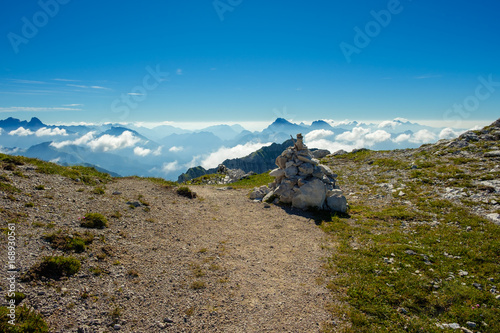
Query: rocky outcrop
xmin=251 ymin=134 xmax=348 ymax=213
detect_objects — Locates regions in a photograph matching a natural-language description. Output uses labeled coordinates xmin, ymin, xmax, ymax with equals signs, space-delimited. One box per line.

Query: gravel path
xmin=1 ymin=170 xmax=334 ymax=332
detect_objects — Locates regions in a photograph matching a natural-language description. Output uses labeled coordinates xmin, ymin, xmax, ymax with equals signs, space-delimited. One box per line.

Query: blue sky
xmin=1 ymin=0 xmax=499 ymax=128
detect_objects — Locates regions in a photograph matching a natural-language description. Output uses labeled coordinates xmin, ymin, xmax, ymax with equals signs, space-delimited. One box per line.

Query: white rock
xmin=486 ymin=213 xmax=500 ymax=225
xmin=319 ymin=164 xmax=334 ymax=176
xmin=292 ymin=179 xmax=326 ymax=210
xmin=269 ymin=168 xmax=285 ymax=178
xmin=326 ymin=190 xmax=348 ymax=213
xmin=297 ymin=154 xmax=313 ymax=164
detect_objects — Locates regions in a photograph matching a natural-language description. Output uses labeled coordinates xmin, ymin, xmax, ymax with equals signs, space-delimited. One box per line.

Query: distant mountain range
xmin=0 ymin=116 xmax=470 ymax=181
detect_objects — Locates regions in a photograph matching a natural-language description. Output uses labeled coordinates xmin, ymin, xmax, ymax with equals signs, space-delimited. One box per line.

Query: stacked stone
xmin=262 ymin=134 xmax=348 ymax=213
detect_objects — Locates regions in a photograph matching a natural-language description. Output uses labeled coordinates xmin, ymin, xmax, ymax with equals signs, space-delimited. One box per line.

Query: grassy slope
xmin=319 ymin=144 xmax=500 ymax=332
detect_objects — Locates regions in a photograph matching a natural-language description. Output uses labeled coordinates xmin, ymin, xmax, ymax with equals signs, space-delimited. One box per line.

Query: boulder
xmin=275 ymin=155 xmax=287 ymax=169
xmin=298 ymin=163 xmax=314 ymax=175
xmin=249 ymin=185 xmax=271 ymax=200
xmin=311 ymin=149 xmax=330 ymax=159
xmin=326 ymin=190 xmax=348 ymax=213
xmin=269 ymin=168 xmax=285 ymax=178
xmin=284 ymin=166 xmax=298 ymax=177
xmin=292 ymin=179 xmax=326 ymax=210
xmin=297 ymin=154 xmax=313 ymax=164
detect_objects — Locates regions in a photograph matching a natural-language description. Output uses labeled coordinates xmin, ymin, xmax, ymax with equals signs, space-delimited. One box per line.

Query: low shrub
xmin=24 ymin=256 xmax=81 ymax=280
xmin=0 ymin=305 xmax=48 ymax=332
xmin=80 ymin=213 xmax=108 ymax=229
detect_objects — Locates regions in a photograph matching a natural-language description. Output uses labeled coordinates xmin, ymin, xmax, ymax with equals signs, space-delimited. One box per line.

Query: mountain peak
xmin=28 ymin=117 xmax=44 ymax=127
xmin=272 ymin=118 xmax=292 ymax=125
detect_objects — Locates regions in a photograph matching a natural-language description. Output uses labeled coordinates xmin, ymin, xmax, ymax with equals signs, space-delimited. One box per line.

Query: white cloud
xmin=176 ymin=69 xmax=183 ymax=75
xmin=50 ymin=131 xmax=140 ymax=152
xmin=305 ymin=129 xmax=334 ymax=142
xmin=169 ymin=146 xmax=184 ymax=152
xmin=378 ymin=120 xmax=400 ymax=130
xmin=87 ymin=131 xmax=140 ymax=152
xmin=364 ymin=130 xmax=391 ymax=145
xmin=336 ymin=127 xmax=370 ymax=142
xmin=410 ymin=129 xmax=437 ymax=144
xmin=304 ymin=138 xmax=356 ymax=154
xmin=134 ymin=147 xmax=151 ymax=157
xmin=9 ymin=127 xmax=34 ymax=136
xmin=199 ymin=142 xmax=272 ymax=169
xmin=439 ymin=128 xmax=462 ymax=140
xmin=323 ymin=119 xmax=358 ymax=127
xmin=51 ymin=131 xmax=95 ymax=149
xmin=162 ymin=161 xmax=181 ymax=173
xmin=331 ymin=127 xmax=391 ymax=148
xmin=49 ymin=157 xmax=61 ymax=164
xmin=35 ymin=127 xmax=68 ymax=137
xmin=0 ymin=128 xmax=3 ymax=135
xmin=394 ymin=117 xmax=409 ymax=122
xmin=0 ymin=107 xmax=81 ymax=112
xmin=393 ymin=133 xmax=411 ymax=143
xmin=152 ymin=146 xmax=163 ymax=156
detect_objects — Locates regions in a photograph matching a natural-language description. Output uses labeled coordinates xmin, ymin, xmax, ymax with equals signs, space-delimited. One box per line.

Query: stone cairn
xmin=250 ymin=134 xmax=348 ymax=213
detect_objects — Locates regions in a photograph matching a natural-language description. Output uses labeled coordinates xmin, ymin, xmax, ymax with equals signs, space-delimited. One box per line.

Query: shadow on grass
xmin=275 ymin=203 xmax=350 ymax=225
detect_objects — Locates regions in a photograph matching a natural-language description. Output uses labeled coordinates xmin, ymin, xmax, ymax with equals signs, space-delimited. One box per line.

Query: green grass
xmin=0 ymin=153 xmax=112 ymax=185
xmin=229 ymin=171 xmax=273 ymax=189
xmin=372 ymin=158 xmax=407 ymax=170
xmin=132 ymin=176 xmax=177 ymax=187
xmin=320 ymin=202 xmax=500 ymax=332
xmin=0 ymin=305 xmax=48 ymax=332
xmin=80 ymin=213 xmax=108 ymax=229
xmin=334 ymin=149 xmax=374 ymax=162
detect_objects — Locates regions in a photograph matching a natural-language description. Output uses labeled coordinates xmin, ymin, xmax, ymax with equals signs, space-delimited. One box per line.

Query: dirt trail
xmin=1 ymin=173 xmax=334 ymax=332
xmin=187 ymin=186 xmax=333 ymax=332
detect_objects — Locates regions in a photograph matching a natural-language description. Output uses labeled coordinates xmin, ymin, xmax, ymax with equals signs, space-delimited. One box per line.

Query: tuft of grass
xmin=190 ymin=281 xmax=206 ymax=290
xmin=24 ymin=256 xmax=81 ymax=281
xmin=92 ymin=187 xmax=105 ymax=195
xmin=24 ymin=202 xmax=34 ymax=208
xmin=80 ymin=213 xmax=108 ymax=229
xmin=5 ymin=292 xmax=26 ymax=306
xmin=34 ymin=185 xmax=45 ymax=190
xmin=127 ymin=269 xmax=139 ymax=277
xmin=0 ymin=182 xmax=21 ymax=193
xmin=0 ymin=305 xmax=48 ymax=332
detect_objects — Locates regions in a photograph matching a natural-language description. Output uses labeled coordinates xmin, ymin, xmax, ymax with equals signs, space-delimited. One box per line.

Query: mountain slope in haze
xmin=178 ymin=139 xmax=294 ymax=182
